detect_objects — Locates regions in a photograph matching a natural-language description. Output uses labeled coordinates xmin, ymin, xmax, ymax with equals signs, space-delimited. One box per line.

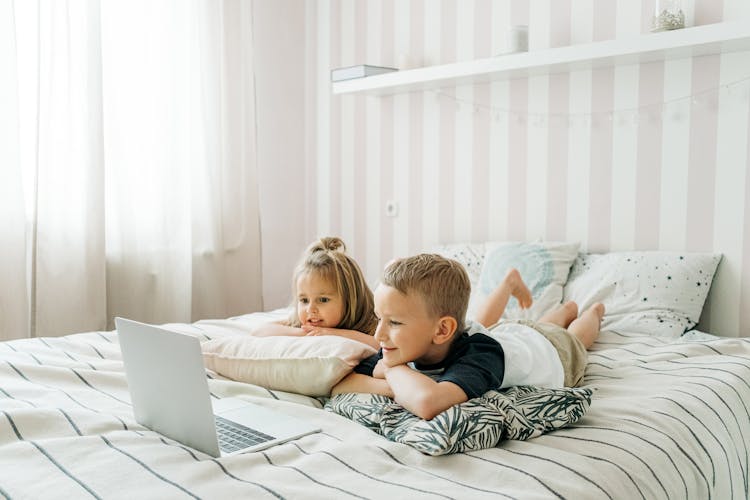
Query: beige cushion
xmin=202 ymin=335 xmax=377 ymax=397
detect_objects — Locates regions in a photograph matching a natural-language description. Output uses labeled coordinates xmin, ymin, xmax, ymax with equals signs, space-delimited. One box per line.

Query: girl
xmin=251 ymin=237 xmax=379 ymax=349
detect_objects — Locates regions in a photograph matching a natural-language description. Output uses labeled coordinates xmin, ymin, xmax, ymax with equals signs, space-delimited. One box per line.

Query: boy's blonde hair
xmin=288 ymin=237 xmax=377 ymax=335
xmin=381 ymin=253 xmax=470 ymax=333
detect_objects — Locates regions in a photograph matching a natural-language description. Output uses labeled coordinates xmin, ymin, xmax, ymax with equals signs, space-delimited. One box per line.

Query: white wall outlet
xmin=385 ymin=200 xmax=399 ymax=217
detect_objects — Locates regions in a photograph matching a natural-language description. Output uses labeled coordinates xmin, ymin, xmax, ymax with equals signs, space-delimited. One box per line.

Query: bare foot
xmin=568 ymin=302 xmax=605 ymax=349
xmin=539 ymin=301 xmax=578 ymax=328
xmin=589 ymin=302 xmax=605 ymax=320
xmin=504 ymin=268 xmax=532 ymax=309
xmin=561 ymin=301 xmax=579 ymax=320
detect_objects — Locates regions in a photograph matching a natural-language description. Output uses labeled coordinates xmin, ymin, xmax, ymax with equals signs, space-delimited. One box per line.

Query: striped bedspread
xmin=0 ymin=318 xmax=748 ymax=499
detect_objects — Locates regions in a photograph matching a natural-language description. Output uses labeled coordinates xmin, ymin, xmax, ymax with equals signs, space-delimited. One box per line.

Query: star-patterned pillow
xmin=563 ymin=251 xmax=722 ymax=337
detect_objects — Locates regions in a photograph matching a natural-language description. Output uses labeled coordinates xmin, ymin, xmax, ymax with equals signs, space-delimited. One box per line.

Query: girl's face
xmin=296 ymin=272 xmax=345 ymax=328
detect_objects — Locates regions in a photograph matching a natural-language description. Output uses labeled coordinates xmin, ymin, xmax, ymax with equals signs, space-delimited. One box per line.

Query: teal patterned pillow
xmin=326 ymin=385 xmax=592 ymax=456
xmin=475 ymin=241 xmax=580 ymax=321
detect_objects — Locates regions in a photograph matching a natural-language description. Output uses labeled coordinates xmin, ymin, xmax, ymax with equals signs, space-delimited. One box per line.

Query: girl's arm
xmin=248 ymin=320 xmax=305 ymax=337
xmin=301 ymin=325 xmax=379 ymax=350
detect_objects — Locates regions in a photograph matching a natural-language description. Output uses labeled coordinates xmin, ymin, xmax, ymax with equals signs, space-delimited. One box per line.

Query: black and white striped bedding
xmin=0 ymin=318 xmax=748 ymax=499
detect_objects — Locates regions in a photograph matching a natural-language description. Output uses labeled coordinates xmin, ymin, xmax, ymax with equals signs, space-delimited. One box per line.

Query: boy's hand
xmin=373 ymin=358 xmax=389 ymax=379
xmin=375 ymin=357 xmax=410 ymax=377
xmin=504 ymin=268 xmax=532 ymax=309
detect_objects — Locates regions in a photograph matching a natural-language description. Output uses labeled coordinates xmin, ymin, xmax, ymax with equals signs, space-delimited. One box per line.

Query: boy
xmin=331 ymin=253 xmax=604 ymax=420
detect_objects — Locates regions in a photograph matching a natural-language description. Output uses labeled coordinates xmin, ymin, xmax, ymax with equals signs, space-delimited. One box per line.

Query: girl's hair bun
xmin=307 ymin=236 xmax=346 ymax=254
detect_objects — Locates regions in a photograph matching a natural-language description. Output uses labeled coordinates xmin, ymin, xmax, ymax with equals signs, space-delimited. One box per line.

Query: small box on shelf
xmin=330 ymin=64 xmax=398 ymax=82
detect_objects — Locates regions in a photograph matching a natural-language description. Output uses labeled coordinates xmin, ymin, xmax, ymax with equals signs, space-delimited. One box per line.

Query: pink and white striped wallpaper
xmin=304 ymin=0 xmax=750 ymax=337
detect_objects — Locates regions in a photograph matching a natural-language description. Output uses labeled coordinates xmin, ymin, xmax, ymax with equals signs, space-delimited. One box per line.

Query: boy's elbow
xmin=407 ymin=394 xmax=445 ymax=421
xmin=413 ymin=406 xmax=441 ymax=421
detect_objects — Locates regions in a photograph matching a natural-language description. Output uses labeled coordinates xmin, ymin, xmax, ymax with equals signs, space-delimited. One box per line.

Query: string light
xmin=423 ymin=76 xmax=750 ymax=127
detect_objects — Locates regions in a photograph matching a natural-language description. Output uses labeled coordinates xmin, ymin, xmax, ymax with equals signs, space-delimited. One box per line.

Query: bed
xmin=1 ymin=244 xmax=749 ymax=499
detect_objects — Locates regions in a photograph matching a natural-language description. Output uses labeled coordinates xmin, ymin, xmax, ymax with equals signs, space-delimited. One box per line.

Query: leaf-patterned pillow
xmin=325 ymin=385 xmax=592 ymax=456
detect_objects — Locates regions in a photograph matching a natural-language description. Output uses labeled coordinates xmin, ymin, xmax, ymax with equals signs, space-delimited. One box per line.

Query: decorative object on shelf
xmin=397 ymin=53 xmax=416 ymax=70
xmin=651 ymin=0 xmax=685 ymax=32
xmin=508 ymin=25 xmax=529 ymax=52
xmin=330 ymin=64 xmax=398 ymax=82
xmin=497 ymin=25 xmax=528 ymax=55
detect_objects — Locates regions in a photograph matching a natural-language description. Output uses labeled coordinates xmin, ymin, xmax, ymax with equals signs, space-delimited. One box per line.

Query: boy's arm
xmin=383 ymin=365 xmax=467 ymax=420
xmin=331 ymin=372 xmax=394 ymax=398
xmin=301 ymin=325 xmax=379 ymax=349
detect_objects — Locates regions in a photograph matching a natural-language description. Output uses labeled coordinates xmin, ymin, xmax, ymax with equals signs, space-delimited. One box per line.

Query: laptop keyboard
xmin=215 ymin=415 xmax=276 ymax=453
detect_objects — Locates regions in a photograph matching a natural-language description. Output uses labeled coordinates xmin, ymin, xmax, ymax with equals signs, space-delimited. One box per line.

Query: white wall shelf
xmin=332 ymin=21 xmax=750 ymax=96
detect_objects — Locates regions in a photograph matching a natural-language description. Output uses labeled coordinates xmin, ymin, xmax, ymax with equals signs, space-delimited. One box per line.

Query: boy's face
xmin=373 ymin=284 xmax=445 ymax=366
xmin=296 ymin=272 xmax=344 ymax=328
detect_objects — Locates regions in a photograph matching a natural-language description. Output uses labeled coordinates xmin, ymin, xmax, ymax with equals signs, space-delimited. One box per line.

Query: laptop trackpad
xmin=215 ymin=398 xmax=320 ymax=439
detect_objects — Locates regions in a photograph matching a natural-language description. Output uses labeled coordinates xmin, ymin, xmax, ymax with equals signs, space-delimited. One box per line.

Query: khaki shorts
xmin=511 ymin=319 xmax=588 ymax=387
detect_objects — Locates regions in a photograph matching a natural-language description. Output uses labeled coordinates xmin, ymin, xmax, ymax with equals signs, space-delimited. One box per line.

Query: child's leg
xmin=566 ymin=303 xmax=605 ymax=349
xmin=538 ymin=301 xmax=578 ymax=328
xmin=475 ymin=269 xmax=532 ymax=327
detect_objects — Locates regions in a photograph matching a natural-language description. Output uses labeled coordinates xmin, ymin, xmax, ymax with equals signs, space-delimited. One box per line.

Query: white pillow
xmin=431 ymin=242 xmax=487 ymax=291
xmin=562 ymin=251 xmax=722 ymax=338
xmin=201 ymin=335 xmax=377 ymax=397
xmin=473 ymin=241 xmax=580 ymax=321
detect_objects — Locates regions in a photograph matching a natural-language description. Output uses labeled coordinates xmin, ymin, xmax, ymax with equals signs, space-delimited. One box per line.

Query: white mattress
xmin=0 ymin=315 xmax=748 ymax=499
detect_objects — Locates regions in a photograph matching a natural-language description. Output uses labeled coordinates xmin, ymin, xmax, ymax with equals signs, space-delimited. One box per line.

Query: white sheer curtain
xmin=1 ymin=0 xmax=262 ymax=340
xmin=0 ymin=0 xmax=29 ymax=339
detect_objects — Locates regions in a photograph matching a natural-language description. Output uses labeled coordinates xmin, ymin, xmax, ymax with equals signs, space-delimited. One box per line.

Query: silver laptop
xmin=116 ymin=317 xmax=320 ymax=458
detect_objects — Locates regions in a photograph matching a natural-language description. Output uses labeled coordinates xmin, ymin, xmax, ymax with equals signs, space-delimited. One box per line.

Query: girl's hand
xmin=301 ymin=325 xmax=340 ymax=337
xmin=300 ymin=325 xmax=380 ymax=350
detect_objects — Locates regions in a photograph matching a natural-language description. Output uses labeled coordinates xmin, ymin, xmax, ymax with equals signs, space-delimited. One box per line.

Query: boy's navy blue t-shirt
xmin=353 ymin=332 xmax=505 ymax=399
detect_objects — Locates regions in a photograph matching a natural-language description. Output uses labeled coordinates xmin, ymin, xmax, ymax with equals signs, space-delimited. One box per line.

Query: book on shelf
xmin=330 ymin=64 xmax=398 ymax=82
